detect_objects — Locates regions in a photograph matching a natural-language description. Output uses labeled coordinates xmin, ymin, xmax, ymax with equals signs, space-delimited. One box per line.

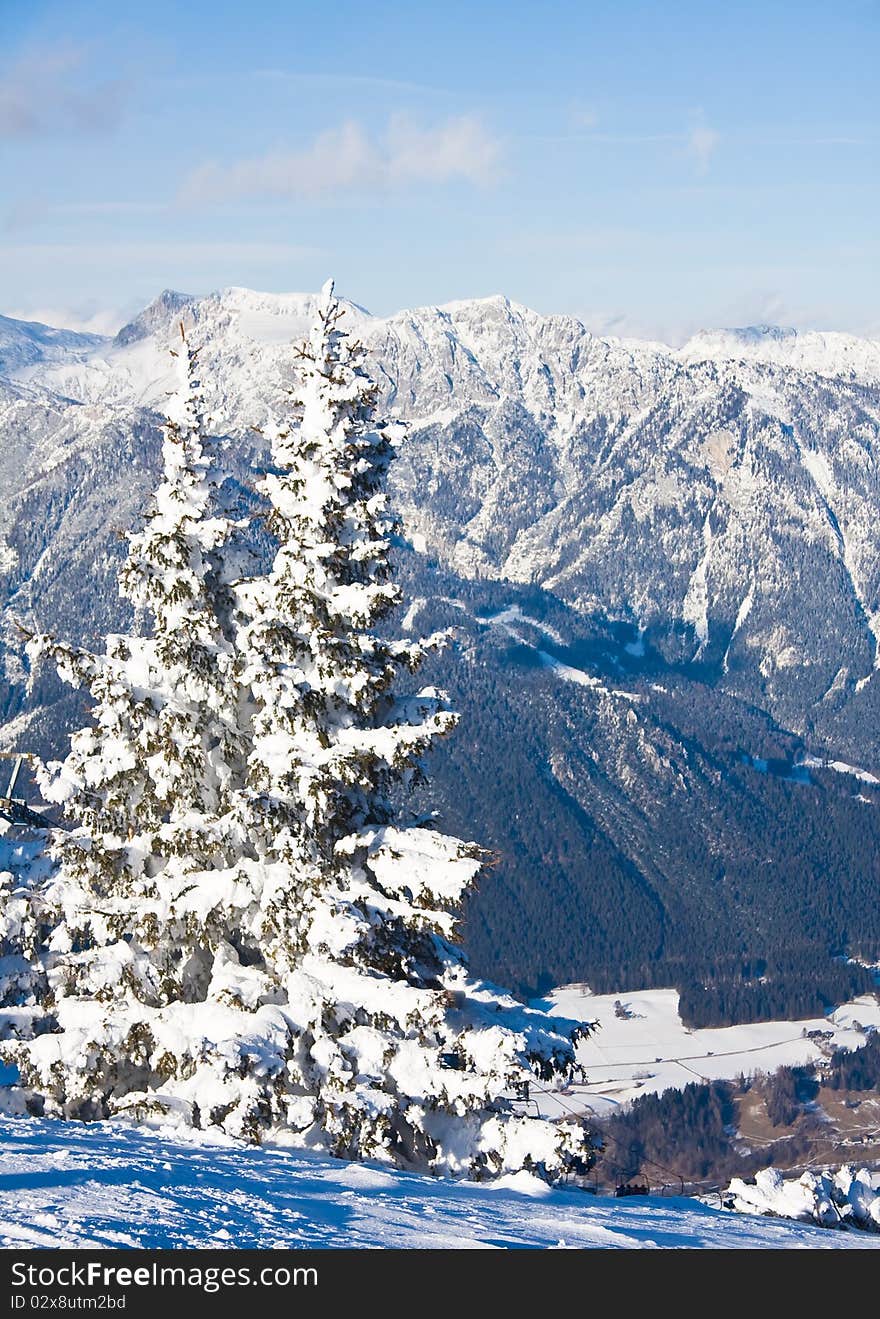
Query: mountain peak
xmin=114 ymin=290 xmax=197 ymax=348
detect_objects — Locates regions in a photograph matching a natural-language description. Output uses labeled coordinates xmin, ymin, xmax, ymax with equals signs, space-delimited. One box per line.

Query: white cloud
xmin=249 ymin=70 xmax=443 ymax=97
xmin=6 ymin=304 xmax=134 ymax=336
xmin=714 ymin=287 xmax=872 ymax=336
xmin=577 ymin=308 xmax=694 ymax=348
xmin=181 ymin=114 xmax=501 ymax=204
xmin=58 ymin=201 xmax=166 ymax=216
xmin=0 ymin=46 xmax=125 ymax=139
xmin=687 ymin=121 xmax=720 ymax=173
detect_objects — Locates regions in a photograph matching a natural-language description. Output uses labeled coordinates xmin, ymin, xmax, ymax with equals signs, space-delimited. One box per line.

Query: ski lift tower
xmin=0 ymin=754 xmax=53 ymax=830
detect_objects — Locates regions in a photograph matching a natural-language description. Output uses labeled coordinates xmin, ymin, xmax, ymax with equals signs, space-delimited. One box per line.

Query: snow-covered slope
xmin=679 ymin=325 xmax=880 ymax=383
xmin=0 ymin=315 xmax=107 ymax=376
xmin=531 ymin=985 xmax=880 ymax=1116
xmin=0 ymin=1117 xmax=875 ymax=1249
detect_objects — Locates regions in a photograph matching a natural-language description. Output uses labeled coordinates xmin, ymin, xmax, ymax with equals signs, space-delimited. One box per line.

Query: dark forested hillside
xmin=400 ymin=562 xmax=880 ymax=1019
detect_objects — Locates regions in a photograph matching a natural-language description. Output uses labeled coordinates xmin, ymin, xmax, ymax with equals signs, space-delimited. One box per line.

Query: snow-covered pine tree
xmin=229 ymin=280 xmax=594 ymax=1178
xmin=0 ymin=326 xmax=291 ymax=1133
xmin=3 ymin=289 xmax=593 ymax=1179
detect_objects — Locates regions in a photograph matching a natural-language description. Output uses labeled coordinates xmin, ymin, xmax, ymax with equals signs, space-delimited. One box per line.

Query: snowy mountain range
xmin=2 ymin=289 xmax=880 ymax=1003
xmin=7 ymin=288 xmax=880 ymax=746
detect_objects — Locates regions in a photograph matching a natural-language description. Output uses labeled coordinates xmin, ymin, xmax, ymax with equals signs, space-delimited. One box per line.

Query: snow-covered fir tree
xmin=223 ymin=281 xmax=593 ymax=1176
xmin=0 ymin=326 xmax=265 ymax=1128
xmin=2 ymin=287 xmax=594 ymax=1179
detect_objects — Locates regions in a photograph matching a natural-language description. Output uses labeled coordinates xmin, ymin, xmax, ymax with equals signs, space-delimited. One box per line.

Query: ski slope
xmin=0 ymin=1117 xmax=876 ymax=1250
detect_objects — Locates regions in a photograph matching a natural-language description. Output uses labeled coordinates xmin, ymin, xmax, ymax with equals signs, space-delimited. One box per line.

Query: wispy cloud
xmin=500 ymin=226 xmax=653 ymax=256
xmin=576 ymin=308 xmax=690 ymax=346
xmin=3 ymin=195 xmax=49 ymax=234
xmin=523 ymin=112 xmax=720 ymax=174
xmin=6 ymin=303 xmax=135 ymax=336
xmin=57 ymin=201 xmax=167 ymax=216
xmin=759 ymin=135 xmax=869 ymax=147
xmin=249 ymin=70 xmax=445 ymax=96
xmin=522 ymin=129 xmax=678 ymax=144
xmin=160 ymin=68 xmax=448 ymax=98
xmin=712 ymin=287 xmax=880 ymax=338
xmin=687 ymin=117 xmax=720 ymax=174
xmin=0 ymin=46 xmax=126 ymax=139
xmin=180 ymin=115 xmax=502 ymax=204
xmin=4 ymin=198 xmax=165 ymax=235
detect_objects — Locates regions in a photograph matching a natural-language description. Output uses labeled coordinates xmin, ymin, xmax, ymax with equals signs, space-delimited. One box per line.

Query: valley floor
xmin=0 ymin=1117 xmax=877 ymax=1250
xmin=534 ymin=986 xmax=880 ymax=1116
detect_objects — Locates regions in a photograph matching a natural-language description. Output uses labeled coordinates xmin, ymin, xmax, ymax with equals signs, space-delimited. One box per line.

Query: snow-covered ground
xmin=799 ymin=754 xmax=880 ymax=787
xmin=0 ymin=1117 xmax=876 ymax=1249
xmin=723 ymin=1165 xmax=880 ymax=1232
xmin=477 ymin=604 xmax=642 ymax=701
xmin=530 ymin=986 xmax=880 ymax=1117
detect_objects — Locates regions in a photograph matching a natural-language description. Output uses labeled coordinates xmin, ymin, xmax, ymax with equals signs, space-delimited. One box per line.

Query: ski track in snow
xmin=401 ymin=594 xmax=468 ymax=632
xmin=481 ymin=605 xmax=566 ymax=646
xmin=537 ymin=651 xmax=641 ymax=702
xmin=0 ymin=1117 xmax=875 ymax=1250
xmin=741 ymin=750 xmax=880 ymax=800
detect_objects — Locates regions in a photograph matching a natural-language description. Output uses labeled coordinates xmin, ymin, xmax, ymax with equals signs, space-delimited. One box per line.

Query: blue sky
xmin=1 ymin=0 xmax=877 ymax=342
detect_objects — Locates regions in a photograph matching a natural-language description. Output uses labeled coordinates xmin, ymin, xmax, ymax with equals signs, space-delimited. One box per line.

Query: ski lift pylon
xmin=0 ymin=751 xmax=55 ymax=830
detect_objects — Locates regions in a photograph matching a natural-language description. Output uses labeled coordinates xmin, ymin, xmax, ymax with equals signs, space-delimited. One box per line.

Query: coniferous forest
xmin=399 ymin=578 xmax=880 ymax=1023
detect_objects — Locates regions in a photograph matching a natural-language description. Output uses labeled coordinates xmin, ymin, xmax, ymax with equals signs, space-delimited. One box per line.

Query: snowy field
xmin=0 ymin=1117 xmax=877 ymax=1250
xmin=532 ymin=986 xmax=880 ymax=1118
